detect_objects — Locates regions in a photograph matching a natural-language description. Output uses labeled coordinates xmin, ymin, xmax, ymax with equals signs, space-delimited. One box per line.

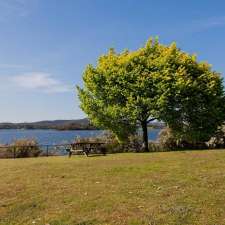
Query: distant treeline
xmin=0 ymin=118 xmax=97 ymax=130
xmin=148 ymin=122 xmax=165 ymax=129
xmin=0 ymin=118 xmax=165 ymax=130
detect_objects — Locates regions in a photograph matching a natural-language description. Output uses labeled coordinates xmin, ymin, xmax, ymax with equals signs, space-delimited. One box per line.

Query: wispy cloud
xmin=197 ymin=16 xmax=225 ymax=30
xmin=0 ymin=64 xmax=27 ymax=69
xmin=0 ymin=0 xmax=37 ymax=21
xmin=10 ymin=72 xmax=72 ymax=93
xmin=185 ymin=16 xmax=225 ymax=35
xmin=172 ymin=16 xmax=225 ymax=38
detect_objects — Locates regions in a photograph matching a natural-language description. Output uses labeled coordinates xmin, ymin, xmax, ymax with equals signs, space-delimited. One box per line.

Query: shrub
xmin=10 ymin=139 xmax=41 ymax=158
xmin=99 ymin=132 xmax=143 ymax=153
xmin=74 ymin=131 xmax=123 ymax=153
xmin=148 ymin=141 xmax=162 ymax=152
xmin=157 ymin=127 xmax=209 ymax=150
xmin=157 ymin=127 xmax=178 ymax=150
xmin=207 ymin=125 xmax=225 ymax=148
xmin=74 ymin=131 xmax=140 ymax=153
xmin=126 ymin=135 xmax=143 ymax=152
xmin=0 ymin=145 xmax=12 ymax=158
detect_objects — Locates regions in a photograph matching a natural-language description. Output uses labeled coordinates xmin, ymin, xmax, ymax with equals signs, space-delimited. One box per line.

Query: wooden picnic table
xmin=67 ymin=141 xmax=107 ymax=157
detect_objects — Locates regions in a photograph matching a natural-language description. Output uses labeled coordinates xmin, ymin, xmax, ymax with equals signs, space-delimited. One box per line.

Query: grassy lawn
xmin=0 ymin=151 xmax=225 ymax=225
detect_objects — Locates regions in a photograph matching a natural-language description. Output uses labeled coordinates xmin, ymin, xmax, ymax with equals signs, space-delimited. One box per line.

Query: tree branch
xmin=147 ymin=118 xmax=156 ymax=123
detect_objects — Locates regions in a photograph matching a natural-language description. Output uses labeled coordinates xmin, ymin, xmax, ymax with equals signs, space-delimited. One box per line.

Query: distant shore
xmin=0 ymin=127 xmax=98 ymax=131
xmin=0 ymin=118 xmax=165 ymax=131
xmin=0 ymin=118 xmax=95 ymax=130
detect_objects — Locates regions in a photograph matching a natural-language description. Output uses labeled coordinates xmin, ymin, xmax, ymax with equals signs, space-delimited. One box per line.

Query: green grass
xmin=1 ymin=151 xmax=225 ymax=225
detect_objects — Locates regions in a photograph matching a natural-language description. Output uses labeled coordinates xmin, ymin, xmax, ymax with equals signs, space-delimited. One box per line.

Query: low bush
xmin=10 ymin=139 xmax=41 ymax=158
xmin=74 ymin=131 xmax=124 ymax=153
xmin=75 ymin=127 xmax=220 ymax=153
xmin=148 ymin=142 xmax=163 ymax=152
xmin=207 ymin=125 xmax=225 ymax=148
xmin=74 ymin=131 xmax=145 ymax=153
xmin=157 ymin=127 xmax=209 ymax=151
xmin=127 ymin=135 xmax=143 ymax=152
xmin=98 ymin=132 xmax=144 ymax=153
xmin=0 ymin=145 xmax=12 ymax=158
xmin=157 ymin=127 xmax=178 ymax=150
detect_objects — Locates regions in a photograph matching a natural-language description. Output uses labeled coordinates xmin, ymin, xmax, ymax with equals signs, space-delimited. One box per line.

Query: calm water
xmin=0 ymin=129 xmax=161 ymax=145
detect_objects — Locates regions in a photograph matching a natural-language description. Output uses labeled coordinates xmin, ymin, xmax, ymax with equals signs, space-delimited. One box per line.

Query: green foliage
xmin=77 ymin=38 xmax=162 ymax=146
xmin=155 ymin=44 xmax=225 ymax=142
xmin=78 ymin=37 xmax=225 ymax=146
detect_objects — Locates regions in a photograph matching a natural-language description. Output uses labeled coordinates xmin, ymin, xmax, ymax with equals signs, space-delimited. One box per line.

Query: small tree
xmin=77 ymin=38 xmax=225 ymax=151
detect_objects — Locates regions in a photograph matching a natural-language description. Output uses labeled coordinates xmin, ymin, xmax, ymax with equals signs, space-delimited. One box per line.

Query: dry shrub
xmin=148 ymin=141 xmax=163 ymax=152
xmin=157 ymin=127 xmax=209 ymax=150
xmin=74 ymin=131 xmax=141 ymax=153
xmin=74 ymin=131 xmax=123 ymax=153
xmin=157 ymin=127 xmax=178 ymax=150
xmin=0 ymin=145 xmax=12 ymax=158
xmin=10 ymin=139 xmax=41 ymax=158
xmin=99 ymin=132 xmax=143 ymax=153
xmin=126 ymin=135 xmax=143 ymax=152
xmin=207 ymin=125 xmax=225 ymax=148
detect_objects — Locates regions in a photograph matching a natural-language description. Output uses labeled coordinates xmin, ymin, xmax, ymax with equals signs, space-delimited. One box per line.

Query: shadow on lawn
xmin=86 ymin=154 xmax=107 ymax=157
xmin=75 ymin=220 xmax=97 ymax=225
xmin=51 ymin=220 xmax=97 ymax=225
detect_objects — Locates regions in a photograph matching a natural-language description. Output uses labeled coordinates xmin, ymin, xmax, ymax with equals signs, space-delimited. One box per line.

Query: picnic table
xmin=67 ymin=141 xmax=107 ymax=157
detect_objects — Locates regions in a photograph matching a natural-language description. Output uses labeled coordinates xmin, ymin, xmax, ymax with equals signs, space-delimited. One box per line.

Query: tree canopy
xmin=77 ymin=38 xmax=225 ymax=151
xmin=156 ymin=44 xmax=225 ymax=143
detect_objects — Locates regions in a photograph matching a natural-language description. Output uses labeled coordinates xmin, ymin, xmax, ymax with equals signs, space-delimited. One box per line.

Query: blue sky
xmin=1 ymin=0 xmax=225 ymax=122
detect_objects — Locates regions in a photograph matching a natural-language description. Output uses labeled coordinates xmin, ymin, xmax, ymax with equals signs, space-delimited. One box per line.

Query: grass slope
xmin=0 ymin=151 xmax=225 ymax=225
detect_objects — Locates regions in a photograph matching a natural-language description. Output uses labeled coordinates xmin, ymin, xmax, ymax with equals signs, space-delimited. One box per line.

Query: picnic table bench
xmin=67 ymin=142 xmax=107 ymax=157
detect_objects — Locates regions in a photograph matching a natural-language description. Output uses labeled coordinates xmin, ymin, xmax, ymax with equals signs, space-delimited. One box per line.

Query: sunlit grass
xmin=0 ymin=151 xmax=225 ymax=225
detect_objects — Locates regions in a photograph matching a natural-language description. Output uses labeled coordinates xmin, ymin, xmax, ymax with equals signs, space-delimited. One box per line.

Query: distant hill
xmin=148 ymin=121 xmax=165 ymax=129
xmin=0 ymin=119 xmax=165 ymax=130
xmin=0 ymin=118 xmax=97 ymax=130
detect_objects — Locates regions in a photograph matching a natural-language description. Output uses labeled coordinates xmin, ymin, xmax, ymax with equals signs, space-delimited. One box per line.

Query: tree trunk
xmin=141 ymin=120 xmax=149 ymax=152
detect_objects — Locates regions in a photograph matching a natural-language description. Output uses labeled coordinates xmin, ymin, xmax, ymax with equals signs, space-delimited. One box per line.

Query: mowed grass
xmin=1 ymin=151 xmax=225 ymax=225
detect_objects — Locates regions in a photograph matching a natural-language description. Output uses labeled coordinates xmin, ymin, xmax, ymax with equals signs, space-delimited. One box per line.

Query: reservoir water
xmin=0 ymin=129 xmax=161 ymax=145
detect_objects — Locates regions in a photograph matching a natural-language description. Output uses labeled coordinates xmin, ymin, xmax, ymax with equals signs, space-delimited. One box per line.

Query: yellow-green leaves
xmin=77 ymin=37 xmax=225 ymax=143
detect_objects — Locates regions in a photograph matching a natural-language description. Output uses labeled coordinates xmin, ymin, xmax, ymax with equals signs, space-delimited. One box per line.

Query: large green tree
xmin=156 ymin=43 xmax=225 ymax=143
xmin=77 ymin=38 xmax=225 ymax=151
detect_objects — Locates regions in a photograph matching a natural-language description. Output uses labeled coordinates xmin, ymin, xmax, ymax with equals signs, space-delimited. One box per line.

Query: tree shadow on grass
xmin=50 ymin=219 xmax=98 ymax=225
xmin=86 ymin=154 xmax=107 ymax=157
xmin=75 ymin=220 xmax=98 ymax=225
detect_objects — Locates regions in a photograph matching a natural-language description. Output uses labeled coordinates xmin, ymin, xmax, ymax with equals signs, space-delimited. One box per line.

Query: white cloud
xmin=10 ymin=72 xmax=72 ymax=93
